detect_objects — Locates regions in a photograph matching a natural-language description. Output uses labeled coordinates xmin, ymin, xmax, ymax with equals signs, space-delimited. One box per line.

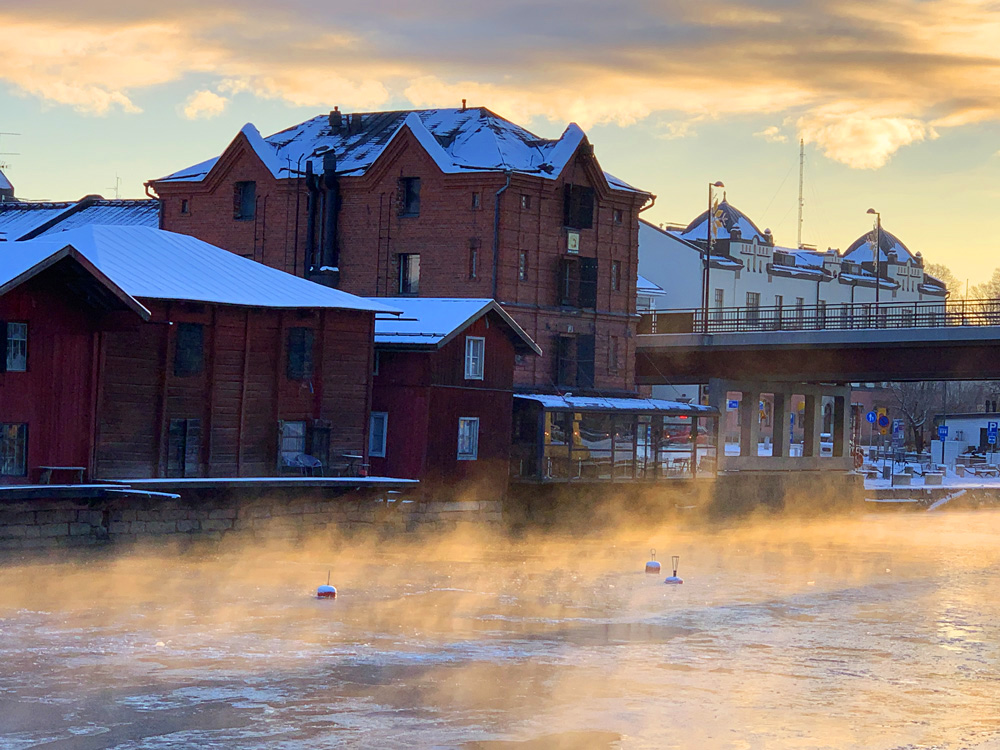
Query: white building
xmin=638 ymin=200 xmax=948 ymax=321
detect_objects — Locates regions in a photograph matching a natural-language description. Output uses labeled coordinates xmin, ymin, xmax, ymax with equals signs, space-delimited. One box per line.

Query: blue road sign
xmin=727 ymin=399 xmax=739 ymax=410
xmin=865 ymin=411 xmax=877 ymax=424
xmin=878 ymin=415 xmax=890 ymax=428
xmin=938 ymin=425 xmax=949 ymax=439
xmin=989 ymin=421 xmax=998 ymax=444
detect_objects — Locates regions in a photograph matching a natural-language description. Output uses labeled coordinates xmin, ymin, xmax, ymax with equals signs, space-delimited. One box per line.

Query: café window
xmin=0 ymin=423 xmax=27 ymax=477
xmin=233 ymin=181 xmax=256 ymax=221
xmin=457 ymin=417 xmax=480 ymax=460
xmin=3 ymin=322 xmax=27 ymax=372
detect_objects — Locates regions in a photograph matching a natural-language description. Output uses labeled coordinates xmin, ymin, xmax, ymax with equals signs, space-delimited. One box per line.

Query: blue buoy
xmin=317 ymin=570 xmax=337 ymax=599
xmin=645 ymin=548 xmax=661 ymax=574
xmin=664 ymin=555 xmax=683 ymax=585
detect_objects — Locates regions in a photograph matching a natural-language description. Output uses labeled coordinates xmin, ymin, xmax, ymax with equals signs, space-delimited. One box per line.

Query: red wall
xmin=153 ymin=125 xmax=648 ymax=393
xmin=370 ymin=312 xmax=517 ymax=492
xmin=0 ymin=278 xmax=97 ymax=483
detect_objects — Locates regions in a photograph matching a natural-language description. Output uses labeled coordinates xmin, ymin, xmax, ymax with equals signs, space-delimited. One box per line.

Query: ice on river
xmin=1 ymin=511 xmax=999 ymax=749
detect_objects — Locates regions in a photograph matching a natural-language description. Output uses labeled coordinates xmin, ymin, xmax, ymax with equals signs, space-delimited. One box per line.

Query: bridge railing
xmin=638 ymin=299 xmax=1000 ymax=334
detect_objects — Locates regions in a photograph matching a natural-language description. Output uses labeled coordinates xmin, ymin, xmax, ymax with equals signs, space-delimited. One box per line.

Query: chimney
xmin=461 ymin=99 xmax=467 ymax=111
xmin=328 ymin=106 xmax=343 ymax=132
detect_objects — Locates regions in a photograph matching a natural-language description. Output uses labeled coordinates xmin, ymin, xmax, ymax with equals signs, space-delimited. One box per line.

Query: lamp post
xmin=703 ymin=181 xmax=725 ymax=333
xmin=867 ymin=208 xmax=881 ymax=328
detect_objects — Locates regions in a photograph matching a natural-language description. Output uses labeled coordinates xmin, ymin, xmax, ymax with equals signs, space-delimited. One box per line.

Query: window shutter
xmin=555 ymin=335 xmax=574 ymax=386
xmin=563 ymin=184 xmax=573 ymax=227
xmin=578 ymin=187 xmax=595 ymax=229
xmin=0 ymin=321 xmax=6 ymax=373
xmin=578 ymin=257 xmax=598 ymax=309
xmin=576 ymin=334 xmax=595 ymax=388
xmin=184 ymin=419 xmax=201 ymax=478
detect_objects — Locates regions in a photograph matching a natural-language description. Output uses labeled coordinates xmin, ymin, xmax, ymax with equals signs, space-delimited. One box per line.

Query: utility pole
xmin=797 ymin=138 xmax=804 ymax=248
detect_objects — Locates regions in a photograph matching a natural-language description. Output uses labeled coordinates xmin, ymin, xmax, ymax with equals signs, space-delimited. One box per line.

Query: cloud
xmin=797 ymin=108 xmax=937 ymax=168
xmin=1 ymin=1 xmax=999 ymax=167
xmin=182 ymin=90 xmax=228 ymax=119
xmin=754 ymin=126 xmax=788 ymax=143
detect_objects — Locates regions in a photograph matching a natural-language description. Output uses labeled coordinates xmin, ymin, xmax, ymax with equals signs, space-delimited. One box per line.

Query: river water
xmin=1 ymin=511 xmax=998 ymax=749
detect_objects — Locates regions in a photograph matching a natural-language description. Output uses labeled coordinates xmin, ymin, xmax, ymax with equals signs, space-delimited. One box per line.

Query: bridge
xmin=636 ymin=299 xmax=1000 ymax=383
xmin=634 ymin=299 xmax=1000 ymax=481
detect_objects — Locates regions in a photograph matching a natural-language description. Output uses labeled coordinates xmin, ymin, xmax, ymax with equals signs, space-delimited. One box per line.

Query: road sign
xmin=727 ymin=399 xmax=739 ymax=411
xmin=877 ymin=415 xmax=890 ymax=428
xmin=865 ymin=411 xmax=877 ymax=424
xmin=989 ymin=421 xmax=998 ymax=445
xmin=937 ymin=425 xmax=949 ymax=439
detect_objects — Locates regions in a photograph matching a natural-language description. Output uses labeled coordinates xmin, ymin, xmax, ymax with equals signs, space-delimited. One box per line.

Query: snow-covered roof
xmin=637 ymin=274 xmax=666 ymax=295
xmin=0 ymin=197 xmax=159 ymax=242
xmin=156 ymin=107 xmax=648 ymax=196
xmin=515 ymin=393 xmax=718 ymax=415
xmin=5 ymin=226 xmax=399 ymax=313
xmin=675 ymin=200 xmax=767 ymax=244
xmin=372 ymin=297 xmax=541 ymax=354
xmin=842 ymin=226 xmax=918 ymax=264
xmin=838 ymin=272 xmax=898 ymax=290
xmin=0 ymin=168 xmax=12 ymax=192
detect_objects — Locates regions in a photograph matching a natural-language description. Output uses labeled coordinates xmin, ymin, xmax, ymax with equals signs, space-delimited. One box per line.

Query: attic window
xmin=471 ymin=192 xmax=481 ymax=210
xmin=286 ymin=327 xmax=315 ymax=381
xmin=613 ymin=208 xmax=623 ymax=225
xmin=399 ymin=177 xmax=420 ymax=217
xmin=180 ymin=199 xmax=190 ymax=215
xmin=233 ymin=181 xmax=256 ymax=221
xmin=520 ymin=194 xmax=532 ymax=210
xmin=174 ymin=323 xmax=204 ymax=377
xmin=563 ymin=184 xmax=594 ymax=230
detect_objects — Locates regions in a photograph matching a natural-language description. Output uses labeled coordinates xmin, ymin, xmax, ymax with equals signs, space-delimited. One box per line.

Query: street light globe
xmin=712 ymin=181 xmax=725 ymax=188
xmin=867 ymin=208 xmax=878 ymax=215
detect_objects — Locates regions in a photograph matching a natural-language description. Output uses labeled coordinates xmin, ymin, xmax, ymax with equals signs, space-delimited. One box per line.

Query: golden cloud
xmin=1 ymin=1 xmax=1000 ymax=168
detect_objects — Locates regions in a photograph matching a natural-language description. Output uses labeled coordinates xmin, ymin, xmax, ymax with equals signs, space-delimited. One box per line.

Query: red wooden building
xmin=368 ymin=298 xmax=539 ymax=495
xmin=148 ymin=108 xmax=653 ymax=395
xmin=0 ymin=225 xmax=395 ymax=484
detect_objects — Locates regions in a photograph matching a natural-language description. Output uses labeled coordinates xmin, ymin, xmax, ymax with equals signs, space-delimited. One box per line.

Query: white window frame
xmin=457 ymin=417 xmax=480 ymax=461
xmin=464 ymin=336 xmax=485 ymax=380
xmin=6 ymin=322 xmax=27 ymax=372
xmin=369 ymin=412 xmax=388 ymax=458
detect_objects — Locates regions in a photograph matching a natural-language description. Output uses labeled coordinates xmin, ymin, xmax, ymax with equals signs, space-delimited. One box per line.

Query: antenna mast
xmin=797 ymin=138 xmax=804 ymax=248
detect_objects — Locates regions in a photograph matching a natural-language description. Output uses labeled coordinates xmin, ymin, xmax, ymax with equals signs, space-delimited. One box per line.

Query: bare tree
xmin=887 ymin=380 xmax=1000 ymax=451
xmin=924 ymin=262 xmax=963 ymax=298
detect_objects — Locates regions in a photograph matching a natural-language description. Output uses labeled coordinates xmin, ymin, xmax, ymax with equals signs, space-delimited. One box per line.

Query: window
xmin=611 ymin=260 xmax=622 ymax=292
xmin=398 ymin=253 xmax=420 ymax=295
xmin=373 ymin=350 xmax=380 ymax=376
xmin=180 ymin=199 xmax=190 ymax=215
xmin=287 ymin=327 xmax=314 ymax=380
xmin=399 ymin=177 xmax=420 ymax=216
xmin=520 ymin=194 xmax=532 ymax=210
xmin=465 ymin=336 xmax=485 ymax=380
xmin=518 ymin=251 xmax=528 ymax=281
xmin=817 ymin=300 xmax=827 ymax=329
xmin=167 ymin=418 xmax=201 ymax=478
xmin=557 ymin=258 xmax=577 ymax=307
xmin=713 ymin=289 xmax=724 ymax=308
xmin=233 ymin=181 xmax=256 ymax=221
xmin=369 ymin=412 xmax=388 ymax=458
xmin=563 ymin=184 xmax=595 ymax=229
xmin=0 ymin=423 xmax=27 ymax=476
xmin=609 ymin=336 xmax=620 ymax=374
xmin=613 ymin=208 xmax=623 ymax=225
xmin=3 ymin=322 xmax=27 ymax=372
xmin=576 ymin=334 xmax=595 ymax=387
xmin=471 ymin=192 xmax=481 ymax=210
xmin=468 ymin=239 xmax=480 ymax=280
xmin=746 ymin=292 xmax=761 ymax=327
xmin=173 ymin=323 xmax=204 ymax=377
xmin=556 ymin=335 xmax=574 ymax=386
xmin=457 ymin=417 xmax=480 ymax=460
xmin=579 ymin=257 xmax=598 ymax=309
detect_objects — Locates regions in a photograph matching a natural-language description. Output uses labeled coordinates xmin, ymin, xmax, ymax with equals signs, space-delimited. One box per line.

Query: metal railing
xmin=638 ymin=299 xmax=1000 ymax=334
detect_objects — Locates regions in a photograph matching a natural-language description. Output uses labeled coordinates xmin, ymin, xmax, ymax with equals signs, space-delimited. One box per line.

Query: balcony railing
xmin=638 ymin=299 xmax=1000 ymax=335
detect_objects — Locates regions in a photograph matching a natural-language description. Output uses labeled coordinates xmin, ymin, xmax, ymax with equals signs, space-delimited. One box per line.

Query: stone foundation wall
xmin=0 ymin=494 xmax=504 ymax=552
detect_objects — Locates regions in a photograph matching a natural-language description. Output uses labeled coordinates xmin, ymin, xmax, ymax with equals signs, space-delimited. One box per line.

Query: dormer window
xmin=563 ymin=184 xmax=594 ymax=229
xmin=399 ymin=177 xmax=420 ymax=217
xmin=233 ymin=181 xmax=256 ymax=221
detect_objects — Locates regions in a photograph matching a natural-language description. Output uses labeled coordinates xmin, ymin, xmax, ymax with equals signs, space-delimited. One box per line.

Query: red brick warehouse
xmin=148 ymin=106 xmax=653 ymax=395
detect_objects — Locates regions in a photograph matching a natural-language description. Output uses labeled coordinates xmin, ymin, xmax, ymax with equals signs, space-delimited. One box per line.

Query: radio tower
xmin=797 ymin=138 xmax=804 ymax=248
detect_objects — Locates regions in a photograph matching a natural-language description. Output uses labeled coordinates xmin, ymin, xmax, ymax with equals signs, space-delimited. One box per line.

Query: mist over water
xmin=1 ymin=510 xmax=999 ymax=749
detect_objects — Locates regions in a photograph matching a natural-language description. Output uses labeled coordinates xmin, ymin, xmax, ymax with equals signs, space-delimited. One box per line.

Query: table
xmin=37 ymin=466 xmax=86 ymax=484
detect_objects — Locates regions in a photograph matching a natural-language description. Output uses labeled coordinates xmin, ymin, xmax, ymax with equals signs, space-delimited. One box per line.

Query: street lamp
xmin=703 ymin=181 xmax=725 ymax=333
xmin=867 ymin=208 xmax=881 ymax=328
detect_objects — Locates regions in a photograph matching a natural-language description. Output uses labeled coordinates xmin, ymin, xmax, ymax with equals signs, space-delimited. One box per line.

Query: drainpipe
xmin=144 ymin=182 xmax=164 ymax=230
xmin=304 ymin=161 xmax=318 ymax=277
xmin=492 ymin=171 xmax=512 ymax=300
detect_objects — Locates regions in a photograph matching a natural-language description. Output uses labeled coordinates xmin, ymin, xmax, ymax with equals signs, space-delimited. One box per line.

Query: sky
xmin=2 ymin=0 xmax=999 ymax=282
